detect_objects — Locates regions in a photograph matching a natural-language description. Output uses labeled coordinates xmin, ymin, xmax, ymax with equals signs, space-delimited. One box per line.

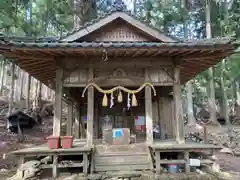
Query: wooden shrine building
xmin=0 ymin=0 xmax=236 ymax=178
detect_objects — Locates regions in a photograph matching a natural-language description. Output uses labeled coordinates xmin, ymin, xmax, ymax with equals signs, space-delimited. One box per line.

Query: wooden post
xmin=145 ymin=69 xmax=153 ymax=144
xmin=87 ymin=68 xmax=94 ymax=147
xmin=173 ymin=66 xmax=185 ymax=144
xmin=184 ymin=151 xmax=190 ymax=173
xmin=67 ymin=102 xmax=73 ymax=136
xmin=155 ymin=151 xmax=161 ymax=174
xmin=52 ymin=155 xmax=58 ymax=178
xmin=52 ymin=68 xmax=63 ymax=136
xmin=83 ymin=153 xmax=88 ymax=176
xmin=75 ymin=104 xmax=80 ymax=139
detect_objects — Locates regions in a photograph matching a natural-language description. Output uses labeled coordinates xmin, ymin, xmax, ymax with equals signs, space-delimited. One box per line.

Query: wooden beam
xmin=17 ymin=59 xmax=51 ymax=67
xmin=62 ymin=57 xmax=174 ymax=68
xmin=87 ymin=68 xmax=94 ymax=147
xmin=183 ymin=51 xmax=229 ymax=61
xmin=31 ymin=68 xmax=56 ymax=76
xmin=67 ymin=101 xmax=73 ymax=136
xmin=145 ymin=69 xmax=153 ymax=145
xmin=52 ymin=67 xmax=63 ymax=136
xmin=173 ymin=65 xmax=185 ymax=144
xmin=20 ymin=62 xmax=55 ymax=69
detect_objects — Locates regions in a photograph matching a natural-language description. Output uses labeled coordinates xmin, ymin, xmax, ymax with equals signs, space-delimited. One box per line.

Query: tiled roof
xmin=0 ymin=37 xmax=234 ymax=49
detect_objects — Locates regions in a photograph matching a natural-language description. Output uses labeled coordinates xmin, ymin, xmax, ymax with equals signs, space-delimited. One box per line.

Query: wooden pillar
xmin=145 ymin=86 xmax=153 ymax=144
xmin=173 ymin=66 xmax=185 ymax=144
xmin=75 ymin=104 xmax=80 ymax=139
xmin=52 ymin=68 xmax=63 ymax=136
xmin=145 ymin=69 xmax=153 ymax=144
xmin=87 ymin=68 xmax=94 ymax=147
xmin=67 ymin=101 xmax=73 ymax=136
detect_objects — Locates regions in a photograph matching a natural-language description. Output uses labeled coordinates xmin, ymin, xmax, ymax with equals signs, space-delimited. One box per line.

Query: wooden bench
xmin=8 ymin=142 xmax=92 ymax=178
xmin=149 ymin=141 xmax=222 ymax=174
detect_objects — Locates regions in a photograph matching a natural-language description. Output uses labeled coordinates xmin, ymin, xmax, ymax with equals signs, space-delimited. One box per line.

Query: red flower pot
xmin=61 ymin=136 xmax=73 ymax=149
xmin=47 ymin=136 xmax=60 ymax=149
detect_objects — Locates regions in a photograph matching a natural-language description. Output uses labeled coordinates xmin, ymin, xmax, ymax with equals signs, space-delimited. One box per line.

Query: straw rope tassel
xmin=131 ymin=93 xmax=138 ymax=107
xmin=117 ymin=90 xmax=123 ymax=103
xmin=102 ymin=94 xmax=108 ymax=107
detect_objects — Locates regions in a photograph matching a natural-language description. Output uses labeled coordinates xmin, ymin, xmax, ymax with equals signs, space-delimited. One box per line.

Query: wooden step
xmin=93 ymin=152 xmax=152 ymax=172
xmin=95 ymin=164 xmax=151 ymax=172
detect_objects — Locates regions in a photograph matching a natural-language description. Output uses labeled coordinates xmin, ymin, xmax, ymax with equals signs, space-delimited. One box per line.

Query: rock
xmin=0 ymin=168 xmax=8 ymax=172
xmin=8 ymin=160 xmax=42 ymax=180
xmin=18 ymin=160 xmax=40 ymax=171
xmin=220 ymin=148 xmax=234 ymax=156
xmin=40 ymin=156 xmax=51 ymax=164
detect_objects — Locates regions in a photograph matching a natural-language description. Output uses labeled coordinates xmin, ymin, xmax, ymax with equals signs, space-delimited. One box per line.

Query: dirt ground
xmin=0 ymin=116 xmax=52 ymax=170
xmin=0 ymin=114 xmax=239 ymax=179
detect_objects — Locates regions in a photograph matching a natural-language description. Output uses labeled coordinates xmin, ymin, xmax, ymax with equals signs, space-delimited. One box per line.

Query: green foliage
xmin=0 ymin=0 xmax=239 ymax=116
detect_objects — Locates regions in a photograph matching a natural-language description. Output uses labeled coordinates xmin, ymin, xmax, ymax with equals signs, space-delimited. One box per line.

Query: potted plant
xmin=61 ymin=136 xmax=73 ymax=149
xmin=46 ymin=136 xmax=60 ymax=149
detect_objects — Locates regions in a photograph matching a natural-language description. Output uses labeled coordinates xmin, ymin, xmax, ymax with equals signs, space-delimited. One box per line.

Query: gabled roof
xmin=0 ymin=37 xmax=233 ymax=49
xmin=60 ymin=3 xmax=177 ymax=42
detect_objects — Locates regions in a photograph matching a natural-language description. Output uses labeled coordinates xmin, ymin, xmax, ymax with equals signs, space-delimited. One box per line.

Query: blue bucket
xmin=168 ymin=164 xmax=178 ymax=173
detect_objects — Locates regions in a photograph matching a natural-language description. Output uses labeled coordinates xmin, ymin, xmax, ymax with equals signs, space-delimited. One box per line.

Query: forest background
xmin=0 ymin=0 xmax=240 ymax=125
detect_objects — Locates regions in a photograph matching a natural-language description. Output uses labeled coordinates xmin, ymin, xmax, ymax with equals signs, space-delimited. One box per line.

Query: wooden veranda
xmin=0 ymin=0 xmax=236 ymax=178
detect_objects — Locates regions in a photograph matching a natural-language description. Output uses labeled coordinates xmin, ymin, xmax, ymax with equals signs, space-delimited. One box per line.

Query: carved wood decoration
xmin=93 ymin=68 xmax=145 ymax=86
xmin=83 ymin=23 xmax=151 ymax=42
xmin=64 ymin=67 xmax=174 ymax=87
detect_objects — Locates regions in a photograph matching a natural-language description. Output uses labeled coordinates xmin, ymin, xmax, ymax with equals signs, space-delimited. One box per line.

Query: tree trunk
xmin=220 ymin=59 xmax=230 ymax=124
xmin=0 ymin=58 xmax=6 ymax=95
xmin=187 ymin=80 xmax=196 ymax=125
xmin=33 ymin=79 xmax=38 ymax=110
xmin=235 ymin=81 xmax=240 ymax=117
xmin=19 ymin=70 xmax=24 ymax=100
xmin=7 ymin=63 xmax=15 ymax=130
xmin=37 ymin=81 xmax=42 ymax=109
xmin=26 ymin=74 xmax=31 ymax=110
xmin=205 ymin=0 xmax=217 ymax=124
xmin=14 ymin=66 xmax=20 ymax=101
xmin=182 ymin=0 xmax=195 ymax=126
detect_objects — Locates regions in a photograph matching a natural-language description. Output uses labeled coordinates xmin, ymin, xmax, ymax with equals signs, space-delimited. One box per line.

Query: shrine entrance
xmin=81 ymin=83 xmax=156 ymax=145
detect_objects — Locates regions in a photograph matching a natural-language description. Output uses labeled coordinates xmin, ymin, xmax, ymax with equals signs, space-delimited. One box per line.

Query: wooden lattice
xmin=87 ymin=24 xmax=149 ymax=42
